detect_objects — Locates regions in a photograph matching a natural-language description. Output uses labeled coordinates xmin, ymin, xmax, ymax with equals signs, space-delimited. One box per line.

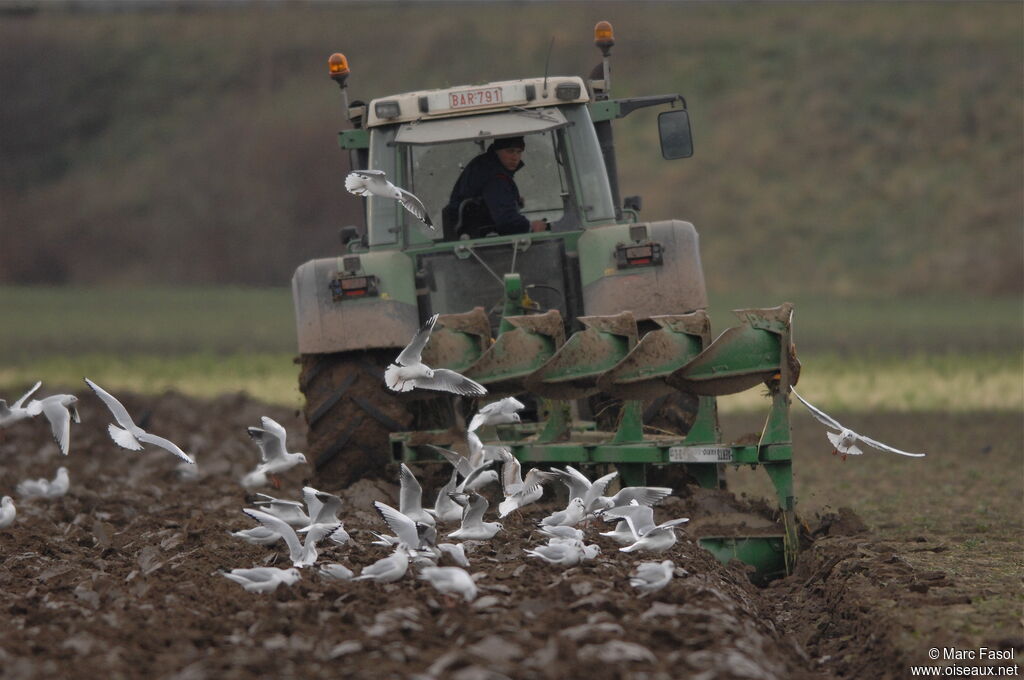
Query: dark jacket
xmin=445 ymin=148 xmax=530 ymax=238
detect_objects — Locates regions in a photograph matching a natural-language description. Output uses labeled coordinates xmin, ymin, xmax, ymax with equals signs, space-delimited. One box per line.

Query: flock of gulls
xmin=0 ymin=312 xmax=924 ymax=601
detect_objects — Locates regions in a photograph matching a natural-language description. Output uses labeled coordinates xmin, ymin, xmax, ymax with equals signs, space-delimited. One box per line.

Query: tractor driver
xmin=443 ymin=136 xmax=549 ymax=239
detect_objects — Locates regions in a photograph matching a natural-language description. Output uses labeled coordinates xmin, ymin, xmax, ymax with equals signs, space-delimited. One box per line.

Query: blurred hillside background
xmin=0 ymin=1 xmax=1020 ymax=296
xmin=0 ymin=1 xmax=1020 ymax=413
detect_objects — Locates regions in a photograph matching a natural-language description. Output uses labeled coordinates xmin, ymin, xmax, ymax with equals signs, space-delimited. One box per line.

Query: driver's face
xmin=496 ymin=147 xmax=524 ymax=172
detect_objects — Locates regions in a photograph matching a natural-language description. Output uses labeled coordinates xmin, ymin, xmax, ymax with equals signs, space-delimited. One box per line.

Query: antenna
xmin=542 ymin=36 xmax=555 ymax=97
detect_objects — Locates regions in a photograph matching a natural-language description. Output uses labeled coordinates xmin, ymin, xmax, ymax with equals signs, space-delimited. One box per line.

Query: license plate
xmin=668 ymin=446 xmax=733 ymax=463
xmin=448 ymin=87 xmax=503 ymax=109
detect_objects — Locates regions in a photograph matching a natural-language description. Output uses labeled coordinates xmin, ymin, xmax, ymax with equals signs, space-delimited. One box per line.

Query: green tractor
xmin=292 ymin=22 xmax=800 ymax=581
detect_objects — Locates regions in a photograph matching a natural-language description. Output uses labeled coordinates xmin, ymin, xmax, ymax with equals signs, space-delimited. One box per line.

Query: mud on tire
xmin=299 ymin=350 xmax=414 ymax=488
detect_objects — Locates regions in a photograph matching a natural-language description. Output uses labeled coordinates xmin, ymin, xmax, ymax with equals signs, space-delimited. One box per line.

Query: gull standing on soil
xmin=419 ymin=566 xmax=478 ymax=603
xmin=468 ymin=396 xmax=525 ymax=433
xmin=0 ymin=496 xmax=15 ymax=528
xmin=384 ymin=314 xmax=487 ymax=397
xmin=241 ymin=416 xmax=307 ymax=488
xmin=222 ymin=567 xmax=301 ymax=594
xmin=16 ymin=466 xmax=69 ymax=499
xmin=242 ymin=508 xmax=343 ymax=568
xmin=318 ymin=563 xmax=355 ymax=581
xmin=84 ymin=378 xmax=195 ymax=465
xmin=539 ymin=498 xmax=588 ymax=528
xmin=0 ymin=381 xmax=42 ymax=428
xmin=447 ymin=492 xmax=502 ymax=541
xmin=791 ymin=388 xmax=927 ymax=460
xmin=537 ymin=525 xmax=584 ymax=542
xmin=353 ymin=546 xmax=410 ymax=583
xmin=629 ymin=560 xmax=677 ymax=596
xmin=229 ymin=524 xmax=284 ymax=547
xmin=604 ymin=504 xmax=689 ymax=554
xmin=344 ymin=169 xmax=434 ymax=229
xmin=525 ymin=539 xmax=600 ymax=566
xmin=26 ymin=394 xmax=80 ymax=455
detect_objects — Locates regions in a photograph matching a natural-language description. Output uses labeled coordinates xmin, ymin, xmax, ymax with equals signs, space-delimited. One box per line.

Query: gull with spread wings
xmin=791 ymin=388 xmax=926 ymax=460
xmin=85 ymin=378 xmax=194 ymax=465
xmin=385 ymin=314 xmax=487 ymax=397
xmin=345 ymin=169 xmax=434 ymax=229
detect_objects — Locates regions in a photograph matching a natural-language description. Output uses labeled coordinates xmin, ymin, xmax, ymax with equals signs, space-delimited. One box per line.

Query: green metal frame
xmin=390 ymin=275 xmax=799 ymax=581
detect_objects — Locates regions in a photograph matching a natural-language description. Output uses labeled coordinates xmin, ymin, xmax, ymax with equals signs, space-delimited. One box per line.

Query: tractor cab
xmin=355 ymin=77 xmax=616 ymax=247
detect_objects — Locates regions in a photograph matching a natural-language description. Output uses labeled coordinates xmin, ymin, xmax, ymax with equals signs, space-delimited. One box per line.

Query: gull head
xmin=281 ymin=568 xmax=302 ymax=585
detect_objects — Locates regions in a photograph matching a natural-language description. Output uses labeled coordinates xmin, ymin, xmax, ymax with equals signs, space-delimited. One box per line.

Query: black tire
xmin=299 ymin=350 xmax=410 ymax=488
xmin=299 ymin=350 xmax=459 ymax=489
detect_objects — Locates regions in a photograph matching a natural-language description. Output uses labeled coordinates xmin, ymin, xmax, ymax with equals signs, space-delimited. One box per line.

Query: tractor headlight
xmin=374 ymin=100 xmax=401 ymax=119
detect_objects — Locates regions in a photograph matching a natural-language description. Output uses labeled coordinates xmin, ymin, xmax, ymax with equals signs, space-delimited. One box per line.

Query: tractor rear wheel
xmin=299 ymin=350 xmax=459 ymax=488
xmin=299 ymin=350 xmax=414 ymax=488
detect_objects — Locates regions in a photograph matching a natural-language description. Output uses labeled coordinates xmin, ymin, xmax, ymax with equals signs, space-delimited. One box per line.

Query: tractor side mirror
xmin=657 ymin=109 xmax=694 ymax=160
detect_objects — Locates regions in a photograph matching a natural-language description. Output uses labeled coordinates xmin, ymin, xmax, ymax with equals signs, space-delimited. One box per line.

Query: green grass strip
xmin=1 ymin=351 xmax=1018 ymax=413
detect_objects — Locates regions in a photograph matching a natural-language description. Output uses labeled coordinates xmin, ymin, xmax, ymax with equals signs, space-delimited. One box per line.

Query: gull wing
xmin=583 ymin=471 xmax=619 ymax=510
xmin=858 ymin=433 xmax=926 ymax=458
xmin=13 ymin=381 xmax=42 ymax=409
xmin=395 ymin=314 xmax=438 ymax=366
xmin=135 ymin=431 xmax=195 ymax=464
xmin=397 ymin=188 xmax=435 ymax=229
xmin=243 ymin=508 xmax=303 ymax=563
xmin=653 ymin=517 xmax=690 ymax=531
xmin=312 ymin=492 xmax=343 ymax=524
xmin=549 ymin=468 xmax=591 ymax=501
xmin=603 ymin=504 xmax=656 ymax=539
xmin=415 ymin=368 xmax=487 ymax=396
xmin=608 ymin=486 xmax=673 ymax=508
xmin=399 ymin=463 xmax=425 ymax=517
xmin=461 ymin=492 xmax=489 ymax=527
xmin=791 ymin=389 xmax=845 ymax=431
xmin=456 ymin=460 xmax=494 ymax=493
xmin=428 ymin=445 xmax=474 ymax=478
xmin=84 ymin=378 xmax=136 ymax=430
xmin=498 ymin=450 xmax=523 ymax=495
xmin=39 ymin=398 xmax=73 ymax=455
xmin=522 ymin=468 xmax=556 ymax=490
xmin=373 ymin=501 xmax=420 ymax=549
xmin=301 ymin=486 xmax=324 ymax=521
xmin=247 ymin=426 xmax=285 ymax=464
xmin=259 ymin=417 xmax=289 ymax=446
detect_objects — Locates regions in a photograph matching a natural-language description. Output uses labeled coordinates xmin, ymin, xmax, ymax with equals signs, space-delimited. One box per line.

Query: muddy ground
xmin=0 ymin=390 xmax=1020 ymax=679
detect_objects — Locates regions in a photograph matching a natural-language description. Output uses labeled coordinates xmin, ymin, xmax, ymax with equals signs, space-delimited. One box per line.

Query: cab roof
xmin=365 ymin=76 xmax=590 ymax=128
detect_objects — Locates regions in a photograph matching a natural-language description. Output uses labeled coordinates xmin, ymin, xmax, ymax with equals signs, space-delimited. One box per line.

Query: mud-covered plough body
xmin=395 ymin=274 xmax=800 ymax=582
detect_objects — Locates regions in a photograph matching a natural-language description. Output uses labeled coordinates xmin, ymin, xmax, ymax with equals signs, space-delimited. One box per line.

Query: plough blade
xmin=597 ymin=311 xmax=710 ymax=400
xmin=668 ymin=303 xmax=794 ymax=396
xmin=421 ymin=307 xmax=493 ymax=373
xmin=463 ymin=309 xmax=565 ymax=396
xmin=525 ymin=312 xmax=638 ymax=400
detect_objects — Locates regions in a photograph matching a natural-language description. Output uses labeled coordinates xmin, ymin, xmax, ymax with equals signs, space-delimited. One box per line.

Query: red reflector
xmin=629 ymin=258 xmax=651 ymax=265
xmin=343 ymin=289 xmax=367 ymax=297
xmin=340 ymin=277 xmax=368 ymax=290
